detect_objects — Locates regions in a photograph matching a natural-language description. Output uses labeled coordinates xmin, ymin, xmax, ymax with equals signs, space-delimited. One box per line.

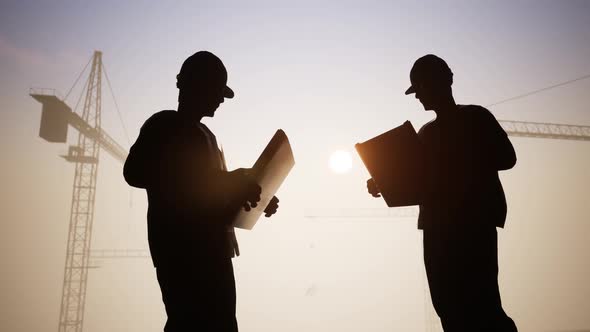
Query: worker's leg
xmin=424 ymin=225 xmax=517 ymax=332
xmin=156 ymin=258 xmax=237 ymax=332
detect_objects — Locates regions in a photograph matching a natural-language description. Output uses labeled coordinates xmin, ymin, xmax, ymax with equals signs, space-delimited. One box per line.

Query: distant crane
xmin=499 ymin=120 xmax=590 ymax=141
xmin=30 ymin=50 xmax=127 ymax=332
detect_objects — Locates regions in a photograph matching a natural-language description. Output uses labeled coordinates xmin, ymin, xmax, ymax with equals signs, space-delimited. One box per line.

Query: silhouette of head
xmin=177 ymin=51 xmax=234 ymax=118
xmin=405 ymin=54 xmax=453 ymax=111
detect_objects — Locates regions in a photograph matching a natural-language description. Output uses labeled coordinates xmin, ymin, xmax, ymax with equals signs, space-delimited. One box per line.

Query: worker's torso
xmin=417 ymin=105 xmax=507 ymax=230
xmin=144 ymin=111 xmax=235 ymax=267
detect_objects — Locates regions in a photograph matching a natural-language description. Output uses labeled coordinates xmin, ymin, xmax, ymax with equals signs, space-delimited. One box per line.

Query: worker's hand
xmin=367 ymin=178 xmax=381 ymax=198
xmin=229 ymin=168 xmax=261 ymax=211
xmin=264 ymin=196 xmax=279 ymax=217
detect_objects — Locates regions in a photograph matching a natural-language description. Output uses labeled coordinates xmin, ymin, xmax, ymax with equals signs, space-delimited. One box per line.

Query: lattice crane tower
xmin=30 ymin=50 xmax=127 ymax=332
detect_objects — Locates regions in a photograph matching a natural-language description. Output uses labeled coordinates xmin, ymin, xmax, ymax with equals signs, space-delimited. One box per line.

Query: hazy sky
xmin=1 ymin=1 xmax=589 ymax=332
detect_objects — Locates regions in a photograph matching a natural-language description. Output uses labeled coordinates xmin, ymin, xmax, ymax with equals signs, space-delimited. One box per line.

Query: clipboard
xmin=233 ymin=129 xmax=295 ymax=229
xmin=355 ymin=121 xmax=424 ymax=207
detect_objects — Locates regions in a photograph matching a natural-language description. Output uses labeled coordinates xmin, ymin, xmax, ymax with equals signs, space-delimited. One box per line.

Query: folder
xmin=233 ymin=129 xmax=295 ymax=229
xmin=355 ymin=121 xmax=424 ymax=207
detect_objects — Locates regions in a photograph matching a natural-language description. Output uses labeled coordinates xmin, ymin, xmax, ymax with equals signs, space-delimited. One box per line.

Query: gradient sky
xmin=1 ymin=1 xmax=589 ymax=331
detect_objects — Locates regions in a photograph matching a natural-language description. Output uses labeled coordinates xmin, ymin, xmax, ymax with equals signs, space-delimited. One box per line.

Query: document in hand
xmin=355 ymin=121 xmax=424 ymax=207
xmin=233 ymin=129 xmax=295 ymax=230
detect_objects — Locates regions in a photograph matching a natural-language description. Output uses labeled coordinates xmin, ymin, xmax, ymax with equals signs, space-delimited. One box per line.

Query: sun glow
xmin=329 ymin=150 xmax=353 ymax=174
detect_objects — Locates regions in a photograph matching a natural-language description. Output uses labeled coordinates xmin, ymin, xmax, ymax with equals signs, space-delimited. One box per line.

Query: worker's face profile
xmin=414 ymin=82 xmax=435 ymax=111
xmin=414 ymin=80 xmax=448 ymax=111
xmin=196 ymin=83 xmax=226 ymax=117
xmin=181 ymin=81 xmax=226 ymax=117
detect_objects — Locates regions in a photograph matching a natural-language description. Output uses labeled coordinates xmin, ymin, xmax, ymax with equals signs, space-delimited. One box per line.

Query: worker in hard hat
xmin=368 ymin=54 xmax=517 ymax=331
xmin=124 ymin=51 xmax=279 ymax=332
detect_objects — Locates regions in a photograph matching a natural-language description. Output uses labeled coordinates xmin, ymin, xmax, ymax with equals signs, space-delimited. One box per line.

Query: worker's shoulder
xmin=459 ymin=104 xmax=494 ymax=119
xmin=140 ymin=110 xmax=182 ymax=133
xmin=139 ymin=110 xmax=209 ymax=144
xmin=460 ymin=104 xmax=503 ymax=130
xmin=144 ymin=110 xmax=179 ymax=125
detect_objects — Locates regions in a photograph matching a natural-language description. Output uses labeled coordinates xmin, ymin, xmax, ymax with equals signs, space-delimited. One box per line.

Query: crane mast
xmin=30 ymin=51 xmax=128 ymax=332
xmin=58 ymin=50 xmax=101 ymax=332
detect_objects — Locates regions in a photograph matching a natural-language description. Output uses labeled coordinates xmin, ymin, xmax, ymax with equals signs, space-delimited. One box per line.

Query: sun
xmin=329 ymin=150 xmax=353 ymax=174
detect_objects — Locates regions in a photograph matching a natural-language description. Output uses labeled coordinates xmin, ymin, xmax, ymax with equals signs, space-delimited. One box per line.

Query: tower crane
xmin=30 ymin=50 xmax=127 ymax=332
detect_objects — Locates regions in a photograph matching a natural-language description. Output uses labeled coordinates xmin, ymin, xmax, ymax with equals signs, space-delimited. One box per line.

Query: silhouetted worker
xmin=123 ymin=51 xmax=279 ymax=332
xmin=367 ymin=54 xmax=517 ymax=331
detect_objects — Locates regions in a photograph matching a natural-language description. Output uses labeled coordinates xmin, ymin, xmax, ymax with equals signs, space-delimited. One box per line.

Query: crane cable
xmin=64 ymin=55 xmax=93 ymax=102
xmin=101 ymin=63 xmax=134 ymax=209
xmin=72 ymin=74 xmax=90 ymax=116
xmin=102 ymin=63 xmax=131 ymax=147
xmin=486 ymin=73 xmax=590 ymax=108
xmin=102 ymin=63 xmax=133 ymax=209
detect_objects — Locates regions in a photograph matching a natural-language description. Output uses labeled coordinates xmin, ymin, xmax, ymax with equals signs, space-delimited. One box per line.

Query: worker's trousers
xmin=423 ymin=224 xmax=517 ymax=332
xmin=156 ymin=257 xmax=238 ymax=332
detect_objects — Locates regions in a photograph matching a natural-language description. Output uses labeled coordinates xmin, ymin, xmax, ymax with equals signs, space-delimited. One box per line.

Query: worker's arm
xmin=124 ymin=111 xmax=259 ymax=222
xmin=123 ymin=112 xmax=171 ymax=189
xmin=475 ymin=107 xmax=517 ymax=171
xmin=169 ymin=132 xmax=260 ymax=220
